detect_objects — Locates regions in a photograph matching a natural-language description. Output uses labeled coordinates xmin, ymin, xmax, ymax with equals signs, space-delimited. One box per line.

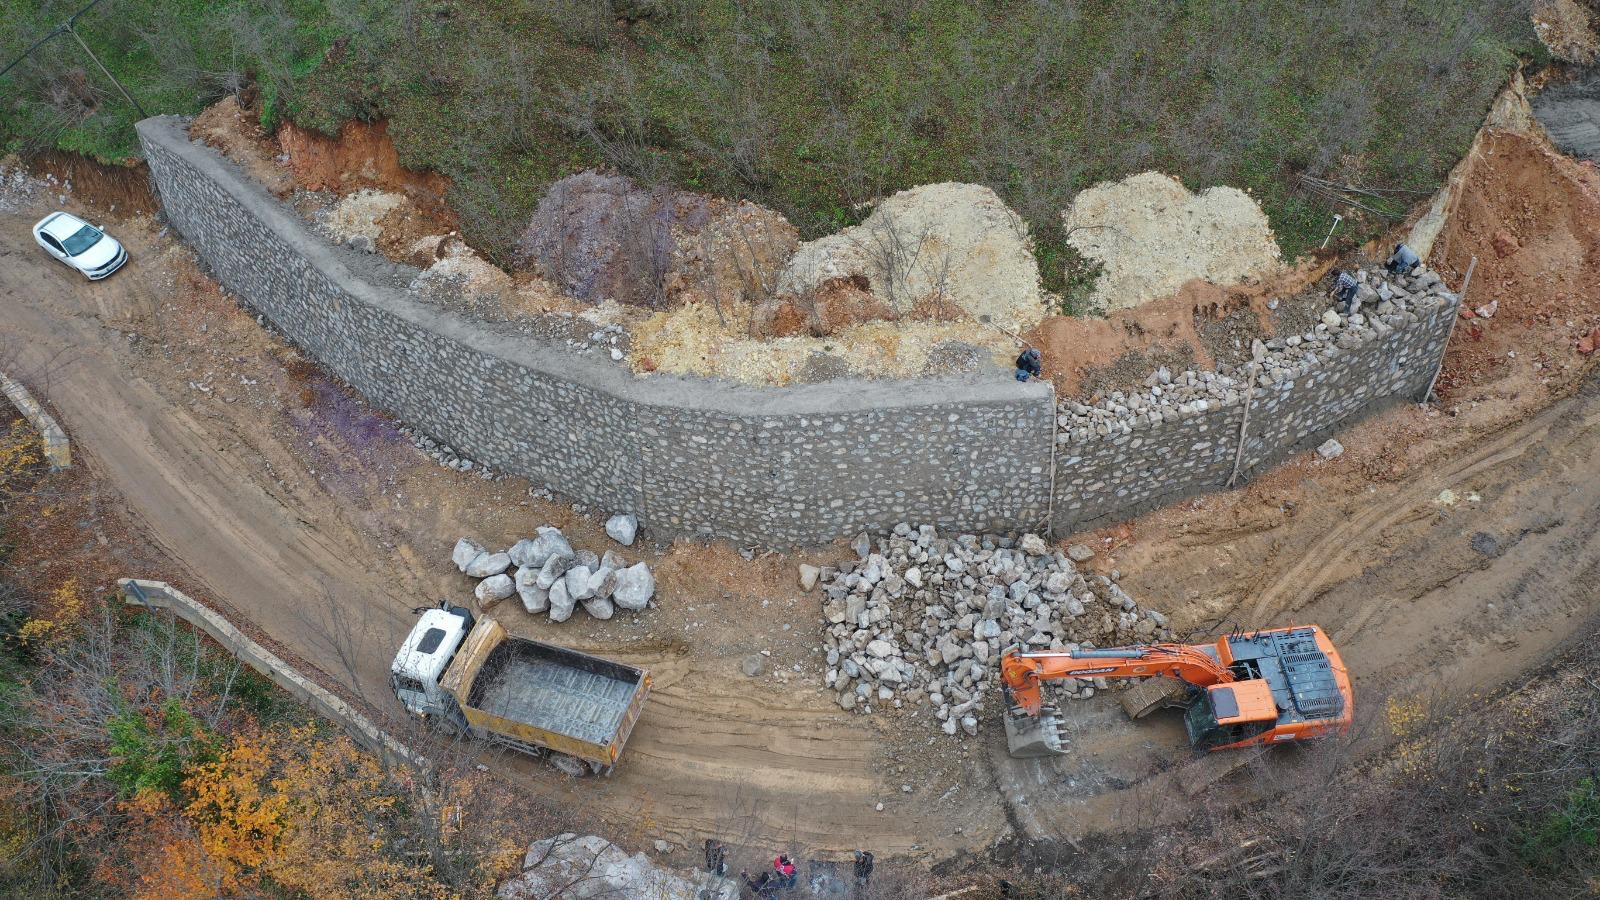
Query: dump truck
xmin=391 ymin=603 xmax=651 ymax=775
xmin=999 ymin=625 xmax=1352 ymax=757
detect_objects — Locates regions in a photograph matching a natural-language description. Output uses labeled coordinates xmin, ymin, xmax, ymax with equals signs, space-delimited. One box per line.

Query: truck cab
xmin=391 ymin=606 xmax=474 ymax=730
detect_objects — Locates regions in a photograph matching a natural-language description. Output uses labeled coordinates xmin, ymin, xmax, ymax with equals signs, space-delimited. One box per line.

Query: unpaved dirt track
xmin=4 ymin=212 xmax=1599 ymax=858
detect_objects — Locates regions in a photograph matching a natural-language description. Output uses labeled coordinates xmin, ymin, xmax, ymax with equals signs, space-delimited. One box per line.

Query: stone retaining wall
xmin=136 ymin=116 xmax=1455 ymax=547
xmin=137 ymin=117 xmax=1052 ymax=546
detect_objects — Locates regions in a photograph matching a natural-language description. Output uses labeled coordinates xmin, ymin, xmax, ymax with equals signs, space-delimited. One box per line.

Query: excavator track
xmin=1118 ymin=677 xmax=1189 ymax=720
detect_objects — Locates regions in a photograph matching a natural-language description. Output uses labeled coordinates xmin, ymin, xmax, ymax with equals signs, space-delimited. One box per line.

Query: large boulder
xmin=464 ymin=551 xmax=512 ymax=579
xmin=612 ymin=562 xmax=655 ymax=611
xmin=515 ymin=566 xmax=549 ymax=613
xmin=605 ymin=514 xmax=638 ymax=546
xmin=513 ymin=171 xmax=796 ymax=310
xmin=548 ymin=580 xmax=576 ymax=623
xmin=510 ymin=527 xmax=574 ymax=569
xmin=773 ymin=183 xmax=1043 ymax=333
xmin=452 ymin=538 xmax=485 ymax=572
xmin=475 ymin=574 xmax=515 ymax=605
xmin=498 ymin=834 xmax=738 ymax=900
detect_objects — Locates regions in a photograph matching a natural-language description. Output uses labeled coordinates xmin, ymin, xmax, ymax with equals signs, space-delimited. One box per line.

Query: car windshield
xmin=60 ymin=223 xmax=102 ymax=256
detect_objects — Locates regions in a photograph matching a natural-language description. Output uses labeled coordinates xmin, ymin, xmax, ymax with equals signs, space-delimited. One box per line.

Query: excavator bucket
xmin=1003 ymin=697 xmax=1068 ymax=758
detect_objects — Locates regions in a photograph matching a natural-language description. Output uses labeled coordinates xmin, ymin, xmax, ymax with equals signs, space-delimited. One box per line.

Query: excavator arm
xmin=1000 ymin=644 xmax=1235 ymax=716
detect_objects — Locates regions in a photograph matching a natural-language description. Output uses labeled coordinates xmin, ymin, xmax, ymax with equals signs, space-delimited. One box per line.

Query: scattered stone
xmin=850 ymin=531 xmax=872 ymax=560
xmin=565 ymin=565 xmax=596 ymax=601
xmin=1470 ymin=532 xmax=1502 ymax=556
xmin=605 ymin=513 xmax=638 ymax=546
xmin=1019 ymin=534 xmax=1048 ymax=556
xmin=741 ymin=654 xmax=767 ymax=677
xmin=653 ymin=840 xmax=672 ymax=855
xmin=798 ymin=564 xmax=821 ymax=592
xmin=1316 ymin=438 xmax=1345 ymax=461
xmin=1067 ymin=544 xmax=1096 ymax=563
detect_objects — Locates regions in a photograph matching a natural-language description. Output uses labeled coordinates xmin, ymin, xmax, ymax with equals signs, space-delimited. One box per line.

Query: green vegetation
xmin=2 ymin=1 xmax=1537 ymax=284
xmin=105 ymin=697 xmax=219 ymax=799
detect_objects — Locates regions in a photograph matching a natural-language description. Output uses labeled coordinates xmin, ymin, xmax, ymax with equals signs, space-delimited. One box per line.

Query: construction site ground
xmin=2 ymin=122 xmax=1598 ymax=868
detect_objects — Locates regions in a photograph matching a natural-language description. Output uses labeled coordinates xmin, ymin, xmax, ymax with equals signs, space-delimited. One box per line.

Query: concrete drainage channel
xmin=2 ymin=370 xmax=71 ymax=469
xmin=137 ymin=115 xmax=1459 ymax=548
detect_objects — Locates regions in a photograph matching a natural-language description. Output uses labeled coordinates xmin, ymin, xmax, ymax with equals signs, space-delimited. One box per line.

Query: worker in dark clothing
xmin=740 ymin=868 xmax=777 ymax=898
xmin=1329 ymin=268 xmax=1361 ymax=315
xmin=704 ymin=839 xmax=727 ymax=876
xmin=852 ymin=850 xmax=875 ymax=894
xmin=1385 ymin=242 xmax=1421 ymax=276
xmin=1015 ymin=346 xmax=1042 ymax=383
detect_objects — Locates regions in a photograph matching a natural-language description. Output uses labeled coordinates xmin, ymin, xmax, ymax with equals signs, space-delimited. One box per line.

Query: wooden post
xmin=1227 ymin=363 xmax=1258 ymax=488
xmin=66 ymin=24 xmax=146 ymax=119
xmin=1420 ymin=255 xmax=1476 ymax=405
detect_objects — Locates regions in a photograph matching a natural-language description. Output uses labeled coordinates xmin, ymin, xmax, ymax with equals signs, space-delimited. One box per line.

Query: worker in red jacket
xmin=773 ymin=854 xmax=798 ymax=889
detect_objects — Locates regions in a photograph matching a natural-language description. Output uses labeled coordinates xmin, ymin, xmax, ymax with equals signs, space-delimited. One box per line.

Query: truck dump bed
xmin=442 ymin=619 xmax=650 ymax=769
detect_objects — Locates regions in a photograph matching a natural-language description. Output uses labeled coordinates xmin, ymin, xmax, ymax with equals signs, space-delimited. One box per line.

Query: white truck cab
xmin=391 ymin=605 xmax=473 ymax=721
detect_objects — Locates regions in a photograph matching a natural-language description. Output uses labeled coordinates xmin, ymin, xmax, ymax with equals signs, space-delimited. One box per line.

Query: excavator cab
xmin=1184 ymin=681 xmax=1278 ymax=750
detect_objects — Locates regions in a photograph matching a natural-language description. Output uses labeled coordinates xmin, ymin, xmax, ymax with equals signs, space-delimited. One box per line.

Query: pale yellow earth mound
xmin=1063 ymin=172 xmax=1283 ymax=314
xmin=776 ymin=182 xmax=1044 ymax=333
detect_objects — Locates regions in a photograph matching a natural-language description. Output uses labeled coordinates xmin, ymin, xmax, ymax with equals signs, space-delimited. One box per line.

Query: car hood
xmin=74 ymin=236 xmax=121 ymax=269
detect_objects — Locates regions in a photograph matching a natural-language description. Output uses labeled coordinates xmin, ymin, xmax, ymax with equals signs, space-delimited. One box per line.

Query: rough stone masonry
xmin=136 ymin=115 xmax=1457 ymax=548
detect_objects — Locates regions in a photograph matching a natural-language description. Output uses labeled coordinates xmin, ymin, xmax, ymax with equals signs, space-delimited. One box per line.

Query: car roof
xmin=39 ymin=212 xmax=91 ymax=241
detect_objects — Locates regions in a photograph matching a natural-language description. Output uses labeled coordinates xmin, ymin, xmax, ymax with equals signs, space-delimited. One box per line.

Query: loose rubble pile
xmin=811 ymin=524 xmax=1172 ymax=739
xmin=452 ymin=520 xmax=653 ymax=623
xmin=1057 ymin=266 xmax=1458 ymax=442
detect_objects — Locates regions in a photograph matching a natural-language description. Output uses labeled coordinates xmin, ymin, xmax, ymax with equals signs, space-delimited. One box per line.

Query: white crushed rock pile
xmin=813 ymin=524 xmax=1172 ymax=739
xmin=1063 ymin=172 xmax=1283 ymax=314
xmin=1057 ymin=265 xmax=1457 ymax=441
xmin=0 ymin=159 xmax=46 ymax=214
xmin=776 ymin=182 xmax=1044 ymax=333
xmin=452 ymin=520 xmax=652 ymax=623
xmin=411 ymin=252 xmax=513 ymax=298
xmin=324 ymin=188 xmax=404 ymax=246
xmin=498 ymin=833 xmax=738 ymax=900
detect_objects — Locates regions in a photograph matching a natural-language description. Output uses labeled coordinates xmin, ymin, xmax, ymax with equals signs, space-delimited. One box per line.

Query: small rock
xmin=613 ymin=562 xmax=655 ymax=611
xmin=1019 ymin=534 xmax=1048 ymax=556
xmin=1316 ymin=438 xmax=1345 ymax=461
xmin=1470 ymin=532 xmax=1502 ymax=556
xmin=515 ymin=527 xmax=574 ymax=569
xmin=582 ymin=596 xmax=615 ymax=620
xmin=605 ymin=513 xmax=638 ymax=546
xmin=653 ymin=840 xmax=671 ymax=854
xmin=451 ymin=538 xmax=485 ymax=572
xmin=536 ymin=553 xmax=572 ymax=589
xmin=587 ymin=567 xmax=618 ymax=600
xmin=1066 ymin=544 xmax=1095 ymax=563
xmin=851 ymin=532 xmax=872 ymax=560
xmin=798 ymin=564 xmax=821 ymax=592
xmin=1322 ymin=309 xmax=1343 ymax=329
xmin=742 ymin=654 xmax=767 ymax=677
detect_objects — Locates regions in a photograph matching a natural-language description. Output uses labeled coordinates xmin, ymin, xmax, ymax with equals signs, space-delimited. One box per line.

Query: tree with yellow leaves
xmin=183 ymin=723 xmax=439 ymax=899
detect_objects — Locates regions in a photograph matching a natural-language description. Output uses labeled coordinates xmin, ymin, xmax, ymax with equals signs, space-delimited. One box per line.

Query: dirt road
xmin=3 ymin=203 xmax=1598 ymax=861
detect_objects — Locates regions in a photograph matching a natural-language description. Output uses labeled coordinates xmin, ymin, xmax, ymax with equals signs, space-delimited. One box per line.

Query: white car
xmin=32 ymin=211 xmax=127 ymax=280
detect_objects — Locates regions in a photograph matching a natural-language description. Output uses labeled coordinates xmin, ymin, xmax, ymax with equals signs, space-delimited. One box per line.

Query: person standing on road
xmin=1015 ymin=346 xmax=1043 ymax=383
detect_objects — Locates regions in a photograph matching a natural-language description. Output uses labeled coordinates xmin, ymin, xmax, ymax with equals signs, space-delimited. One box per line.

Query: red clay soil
xmin=1430 ymin=129 xmax=1600 ymax=398
xmin=278 ymin=117 xmax=452 ymax=201
xmin=23 ymin=151 xmax=158 ymax=219
xmin=1021 ymin=259 xmax=1330 ymax=395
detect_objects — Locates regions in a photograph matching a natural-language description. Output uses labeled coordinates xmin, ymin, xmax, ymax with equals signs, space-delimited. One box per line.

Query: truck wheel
xmin=549 ymin=753 xmax=589 ymax=778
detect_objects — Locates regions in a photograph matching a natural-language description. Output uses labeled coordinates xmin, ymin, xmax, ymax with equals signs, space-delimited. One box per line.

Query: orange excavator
xmin=999 ymin=625 xmax=1353 ymax=757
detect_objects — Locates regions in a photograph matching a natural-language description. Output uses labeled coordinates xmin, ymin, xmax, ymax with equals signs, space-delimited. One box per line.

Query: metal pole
xmin=65 ymin=24 xmax=146 ymax=119
xmin=1227 ymin=363 xmax=1258 ymax=489
xmin=1320 ymin=214 xmax=1343 ymax=250
xmin=1420 ymin=255 xmax=1476 ymax=406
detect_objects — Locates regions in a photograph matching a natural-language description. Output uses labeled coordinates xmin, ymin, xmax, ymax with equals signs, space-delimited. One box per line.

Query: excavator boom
xmin=1000 ymin=643 xmax=1233 ymax=716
